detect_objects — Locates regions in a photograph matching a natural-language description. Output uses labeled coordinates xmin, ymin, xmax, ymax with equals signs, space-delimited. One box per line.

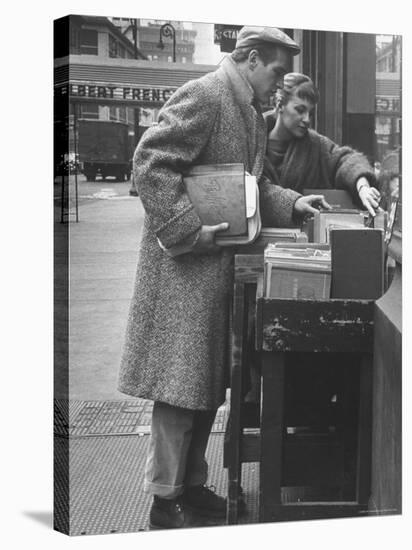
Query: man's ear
xmin=248 ymin=49 xmax=259 ymax=70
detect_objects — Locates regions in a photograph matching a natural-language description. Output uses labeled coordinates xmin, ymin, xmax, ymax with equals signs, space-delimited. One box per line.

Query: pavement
xmin=53 ymin=174 xmax=260 ymax=536
xmin=55 ymin=174 xmax=142 ymax=400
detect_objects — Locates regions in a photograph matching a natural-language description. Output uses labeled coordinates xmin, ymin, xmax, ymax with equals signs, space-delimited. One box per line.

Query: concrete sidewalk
xmin=55 ymin=178 xmax=143 ymax=400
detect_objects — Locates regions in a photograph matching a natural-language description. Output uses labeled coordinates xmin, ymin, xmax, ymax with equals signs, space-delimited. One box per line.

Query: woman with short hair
xmin=263 ymin=72 xmax=381 ymax=217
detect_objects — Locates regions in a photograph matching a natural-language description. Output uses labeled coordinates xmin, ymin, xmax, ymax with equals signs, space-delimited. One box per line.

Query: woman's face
xmin=279 ymin=93 xmax=315 ymax=139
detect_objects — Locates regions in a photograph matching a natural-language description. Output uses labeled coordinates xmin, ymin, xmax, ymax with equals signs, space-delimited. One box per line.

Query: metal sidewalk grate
xmin=54 ymin=399 xmax=229 ymax=438
xmin=54 ymin=432 xmax=259 ymax=536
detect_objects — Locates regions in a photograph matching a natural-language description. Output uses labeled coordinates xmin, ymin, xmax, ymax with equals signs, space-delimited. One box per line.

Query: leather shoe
xmin=182 ymin=485 xmax=226 ymax=518
xmin=149 ymin=496 xmax=186 ymax=530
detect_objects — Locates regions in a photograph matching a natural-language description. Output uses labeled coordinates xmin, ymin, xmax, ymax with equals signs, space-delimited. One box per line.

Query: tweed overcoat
xmin=118 ymin=57 xmax=298 ymax=410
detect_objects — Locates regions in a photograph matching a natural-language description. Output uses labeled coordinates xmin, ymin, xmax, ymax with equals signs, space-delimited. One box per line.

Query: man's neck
xmin=234 ymin=61 xmax=255 ymax=101
xmin=220 ymin=57 xmax=255 ymax=107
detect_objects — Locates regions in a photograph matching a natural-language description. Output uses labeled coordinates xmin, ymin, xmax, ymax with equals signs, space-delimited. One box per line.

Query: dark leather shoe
xmin=149 ymin=496 xmax=186 ymax=529
xmin=182 ymin=485 xmax=227 ymax=518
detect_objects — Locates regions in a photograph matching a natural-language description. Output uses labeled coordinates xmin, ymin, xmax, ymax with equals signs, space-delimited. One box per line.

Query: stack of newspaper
xmin=264 ymin=243 xmax=332 ymax=300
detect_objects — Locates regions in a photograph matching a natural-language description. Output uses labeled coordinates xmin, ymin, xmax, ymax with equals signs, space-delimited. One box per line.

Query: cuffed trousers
xmin=144 ymin=401 xmax=217 ymax=499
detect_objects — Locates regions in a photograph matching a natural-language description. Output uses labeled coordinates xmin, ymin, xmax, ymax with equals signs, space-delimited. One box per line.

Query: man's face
xmin=249 ymin=48 xmax=290 ymax=104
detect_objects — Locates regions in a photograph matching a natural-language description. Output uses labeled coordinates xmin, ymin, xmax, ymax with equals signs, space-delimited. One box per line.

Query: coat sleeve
xmin=133 ymin=78 xmax=220 ymax=249
xmin=319 ymin=135 xmax=377 ymax=199
xmin=259 ymin=175 xmax=301 ymax=228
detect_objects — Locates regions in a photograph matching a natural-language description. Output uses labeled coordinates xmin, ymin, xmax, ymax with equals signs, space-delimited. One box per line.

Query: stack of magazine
xmin=264 ymin=243 xmax=331 ymax=300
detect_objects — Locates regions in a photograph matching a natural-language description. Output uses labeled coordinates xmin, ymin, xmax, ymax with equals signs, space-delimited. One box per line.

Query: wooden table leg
xmin=356 ymin=353 xmax=373 ymax=507
xmin=259 ymin=351 xmax=285 ymax=522
xmin=341 ymin=359 xmax=359 ymax=501
xmin=226 ymin=281 xmax=245 ymax=524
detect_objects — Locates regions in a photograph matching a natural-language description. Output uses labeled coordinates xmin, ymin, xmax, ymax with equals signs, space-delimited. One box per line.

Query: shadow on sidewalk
xmin=23 ymin=511 xmax=53 ymax=529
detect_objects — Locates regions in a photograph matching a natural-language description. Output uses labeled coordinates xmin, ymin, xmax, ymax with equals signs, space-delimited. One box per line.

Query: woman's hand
xmin=293 ymin=194 xmax=331 ymax=218
xmin=357 ymin=177 xmax=381 ymax=217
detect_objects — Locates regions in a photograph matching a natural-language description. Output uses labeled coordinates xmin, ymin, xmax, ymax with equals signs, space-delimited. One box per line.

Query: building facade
xmin=109 ymin=18 xmax=197 ymax=63
xmin=54 ymin=16 xmax=401 ymax=193
xmin=54 ymin=16 xmax=217 ymax=171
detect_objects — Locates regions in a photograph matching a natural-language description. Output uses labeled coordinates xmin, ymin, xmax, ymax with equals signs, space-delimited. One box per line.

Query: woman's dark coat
xmin=263 ymin=112 xmax=376 ymax=204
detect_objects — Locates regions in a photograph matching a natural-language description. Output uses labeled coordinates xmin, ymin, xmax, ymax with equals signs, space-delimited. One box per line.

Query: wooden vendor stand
xmin=224 ymin=214 xmax=397 ymax=524
xmin=256 ymin=293 xmax=374 ymax=522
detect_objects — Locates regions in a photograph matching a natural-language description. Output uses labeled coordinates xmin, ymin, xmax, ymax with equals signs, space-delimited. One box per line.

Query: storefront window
xmin=374 ymin=35 xmax=401 ymax=217
xmin=109 ymin=106 xmax=117 ymax=121
xmin=79 ymin=103 xmax=99 ymax=119
xmin=119 ymin=106 xmax=127 ymax=122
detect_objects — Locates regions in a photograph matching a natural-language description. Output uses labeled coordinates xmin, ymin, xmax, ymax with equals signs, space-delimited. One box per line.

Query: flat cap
xmin=235 ymin=26 xmax=300 ymax=55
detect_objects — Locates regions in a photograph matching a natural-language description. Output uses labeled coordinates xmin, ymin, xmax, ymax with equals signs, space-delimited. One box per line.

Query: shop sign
xmin=375 ymin=96 xmax=400 ymax=113
xmin=214 ymin=27 xmax=240 ymax=43
xmin=56 ymin=83 xmax=177 ymax=103
xmin=214 ymin=24 xmax=242 ymax=53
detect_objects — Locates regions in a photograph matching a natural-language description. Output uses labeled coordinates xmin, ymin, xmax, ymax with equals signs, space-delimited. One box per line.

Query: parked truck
xmin=78 ymin=119 xmax=131 ymax=182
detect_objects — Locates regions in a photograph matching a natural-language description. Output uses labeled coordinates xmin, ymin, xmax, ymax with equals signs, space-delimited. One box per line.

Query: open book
xmin=183 ymin=163 xmax=261 ymax=246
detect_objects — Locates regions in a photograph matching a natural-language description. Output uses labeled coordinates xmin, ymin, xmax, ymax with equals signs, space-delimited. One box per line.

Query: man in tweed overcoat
xmin=118 ymin=26 xmax=327 ymax=529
